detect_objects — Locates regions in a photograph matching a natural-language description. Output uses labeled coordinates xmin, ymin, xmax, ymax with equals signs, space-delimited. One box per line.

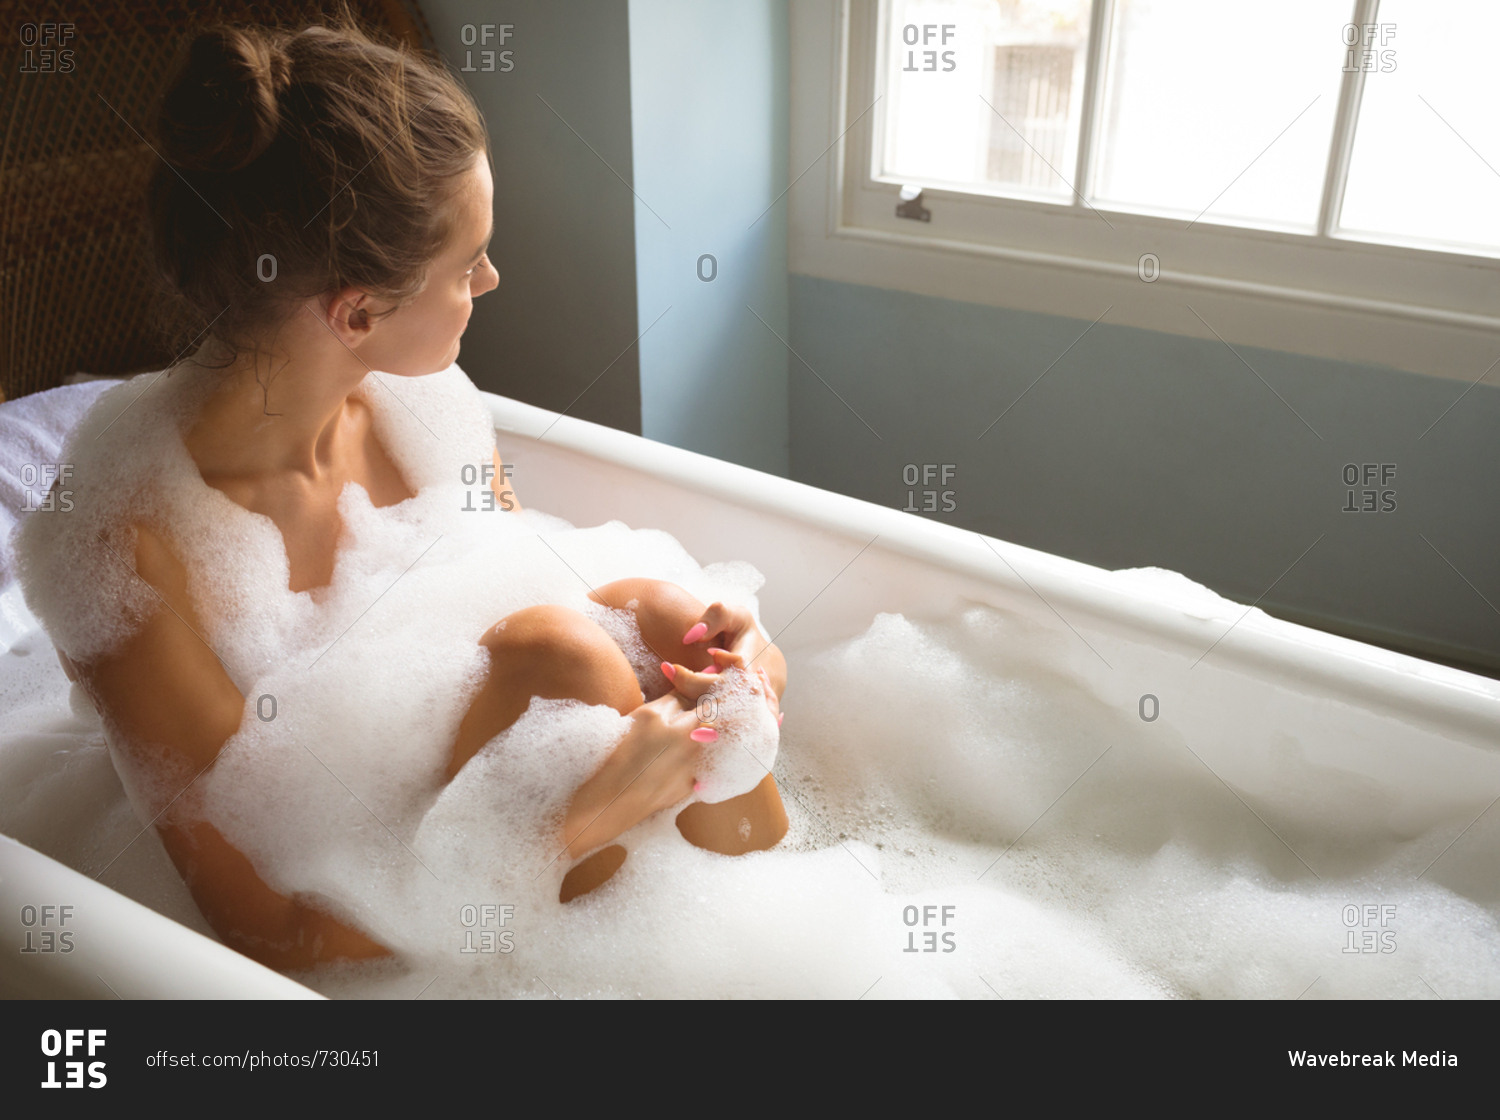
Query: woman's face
xmin=362 ymin=155 xmax=499 ymax=377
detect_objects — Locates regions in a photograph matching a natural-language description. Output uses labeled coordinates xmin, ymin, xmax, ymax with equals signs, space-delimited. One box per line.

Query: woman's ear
xmin=318 ymin=287 xmax=376 ymax=349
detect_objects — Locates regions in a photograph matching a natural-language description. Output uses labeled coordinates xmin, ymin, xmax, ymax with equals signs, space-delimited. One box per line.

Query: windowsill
xmin=790 ymin=0 xmax=1500 ymax=384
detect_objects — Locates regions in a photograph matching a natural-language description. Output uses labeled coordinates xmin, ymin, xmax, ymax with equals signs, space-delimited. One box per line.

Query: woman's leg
xmin=448 ymin=604 xmax=644 ymax=901
xmin=588 ymin=580 xmax=789 ymax=855
xmin=447 ymin=604 xmax=644 ymax=780
xmin=447 ymin=590 xmax=788 ymax=904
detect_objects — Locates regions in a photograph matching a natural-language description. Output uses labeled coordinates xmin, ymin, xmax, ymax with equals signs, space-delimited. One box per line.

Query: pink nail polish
xmin=708 ymin=647 xmax=729 ymax=655
xmin=777 ymin=712 xmax=784 ymax=726
xmin=690 ymin=727 xmax=717 ymax=743
xmin=693 ymin=780 xmax=704 ymax=792
xmin=660 ymin=661 xmax=676 ymax=680
xmin=701 ymin=665 xmax=718 ymax=675
xmin=683 ymin=622 xmax=708 ymax=644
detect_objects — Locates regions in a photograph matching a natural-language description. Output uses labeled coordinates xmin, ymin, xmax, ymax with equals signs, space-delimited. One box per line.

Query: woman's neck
xmin=185 ymin=337 xmax=370 ymax=479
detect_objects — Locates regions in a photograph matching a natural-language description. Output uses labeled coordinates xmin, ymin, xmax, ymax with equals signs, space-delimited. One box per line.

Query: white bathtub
xmin=2 ymin=389 xmax=1498 ymax=998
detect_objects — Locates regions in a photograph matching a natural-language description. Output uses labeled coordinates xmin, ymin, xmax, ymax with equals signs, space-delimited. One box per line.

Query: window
xmin=882 ymin=2 xmax=1092 ymax=204
xmin=877 ymin=0 xmax=1497 ymax=253
xmin=1339 ymin=0 xmax=1500 ymax=252
xmin=986 ymin=43 xmax=1077 ymax=190
xmin=789 ymin=0 xmax=1500 ymax=379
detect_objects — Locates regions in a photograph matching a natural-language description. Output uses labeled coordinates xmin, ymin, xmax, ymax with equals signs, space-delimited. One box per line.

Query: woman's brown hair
xmin=148 ymin=16 xmax=488 ymax=360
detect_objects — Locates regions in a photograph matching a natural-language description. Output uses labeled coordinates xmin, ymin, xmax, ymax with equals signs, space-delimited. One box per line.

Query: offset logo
xmin=18 ymin=464 xmax=74 ymax=512
xmin=40 ymin=1029 xmax=106 ymax=1089
xmin=902 ymin=904 xmax=956 ymax=953
xmin=19 ymin=904 xmax=76 ymax=953
xmin=458 ymin=903 xmax=516 ymax=954
xmin=460 ymin=462 xmax=515 ymax=512
xmin=901 ymin=464 xmax=957 ymax=514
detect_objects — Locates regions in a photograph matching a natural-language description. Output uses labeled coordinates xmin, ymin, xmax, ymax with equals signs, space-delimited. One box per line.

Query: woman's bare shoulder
xmin=130 ymin=521 xmax=184 ymax=590
xmin=71 ymin=518 xmax=243 ymax=769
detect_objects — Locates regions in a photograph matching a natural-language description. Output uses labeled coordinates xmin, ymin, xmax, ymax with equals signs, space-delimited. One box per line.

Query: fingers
xmin=660 ymin=655 xmax=782 ymax=728
xmin=659 ymin=659 xmax=718 ymax=701
xmin=681 ymin=601 xmax=757 ymax=656
xmin=681 ymin=602 xmax=731 ymax=647
xmin=661 ymin=646 xmax=749 ymax=697
xmin=753 ymin=664 xmax=782 ymax=724
xmin=706 ymin=646 xmax=745 ymax=671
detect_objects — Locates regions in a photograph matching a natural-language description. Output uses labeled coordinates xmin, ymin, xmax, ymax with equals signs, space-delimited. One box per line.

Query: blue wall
xmin=628 ymin=0 xmax=790 ymax=474
xmin=429 ymin=0 xmax=791 ymax=472
xmin=423 ymin=0 xmax=643 ymax=433
xmin=787 ymin=274 xmax=1500 ymax=671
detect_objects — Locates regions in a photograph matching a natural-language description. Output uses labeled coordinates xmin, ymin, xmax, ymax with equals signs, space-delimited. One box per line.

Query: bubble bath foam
xmin=1 ymin=368 xmax=1496 ymax=998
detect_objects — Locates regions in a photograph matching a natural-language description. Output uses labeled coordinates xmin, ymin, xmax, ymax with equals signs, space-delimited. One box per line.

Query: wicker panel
xmin=0 ymin=0 xmax=434 ymax=401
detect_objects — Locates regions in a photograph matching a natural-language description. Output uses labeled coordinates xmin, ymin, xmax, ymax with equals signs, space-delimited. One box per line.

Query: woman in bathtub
xmin=36 ymin=21 xmax=788 ymax=969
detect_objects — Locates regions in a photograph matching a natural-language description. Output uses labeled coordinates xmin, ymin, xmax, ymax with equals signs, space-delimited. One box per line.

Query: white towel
xmin=0 ymin=379 xmax=119 ymax=590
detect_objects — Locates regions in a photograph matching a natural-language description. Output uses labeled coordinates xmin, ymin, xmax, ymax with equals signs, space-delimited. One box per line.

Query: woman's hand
xmin=661 ymin=648 xmax=782 ymax=725
xmin=677 ymin=601 xmax=786 ymax=706
xmin=587 ymin=579 xmax=789 ymax=720
xmin=680 ymin=601 xmax=764 ymax=665
xmin=559 ymin=688 xmax=717 ymax=859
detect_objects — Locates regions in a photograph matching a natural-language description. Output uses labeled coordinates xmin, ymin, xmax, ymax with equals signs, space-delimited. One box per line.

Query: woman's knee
xmin=485 ymin=605 xmax=642 ymax=715
xmin=592 ymin=579 xmax=712 ymax=670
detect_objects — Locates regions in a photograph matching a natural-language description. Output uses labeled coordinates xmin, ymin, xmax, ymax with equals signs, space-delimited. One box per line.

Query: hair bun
xmin=157 ymin=27 xmax=291 ymax=174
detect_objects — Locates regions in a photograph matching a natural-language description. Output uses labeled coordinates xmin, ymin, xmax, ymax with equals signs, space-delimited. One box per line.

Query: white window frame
xmin=788 ymin=0 xmax=1500 ymax=383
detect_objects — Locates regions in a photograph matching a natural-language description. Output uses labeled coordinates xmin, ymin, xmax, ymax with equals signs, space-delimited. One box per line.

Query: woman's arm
xmin=157 ymin=817 xmax=390 ymax=970
xmin=492 ymin=449 xmax=521 ymax=512
xmin=76 ymin=524 xmax=390 ymax=970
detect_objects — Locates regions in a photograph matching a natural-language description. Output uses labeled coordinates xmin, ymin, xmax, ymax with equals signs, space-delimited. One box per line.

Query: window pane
xmin=881 ymin=0 xmax=1095 ymax=201
xmin=1339 ymin=0 xmax=1500 ymax=253
xmin=1092 ymin=0 xmax=1349 ymax=230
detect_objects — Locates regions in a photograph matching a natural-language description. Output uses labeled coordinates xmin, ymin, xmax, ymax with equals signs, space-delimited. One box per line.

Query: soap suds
xmin=1 ymin=363 xmax=1496 ymax=998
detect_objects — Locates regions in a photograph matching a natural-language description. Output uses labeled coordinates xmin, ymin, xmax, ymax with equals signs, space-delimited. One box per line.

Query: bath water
xmin=2 ymin=365 xmax=1496 ymax=998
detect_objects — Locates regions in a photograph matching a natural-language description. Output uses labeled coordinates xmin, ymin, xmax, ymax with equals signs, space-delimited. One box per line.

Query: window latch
xmin=896 ymin=185 xmax=931 ymax=222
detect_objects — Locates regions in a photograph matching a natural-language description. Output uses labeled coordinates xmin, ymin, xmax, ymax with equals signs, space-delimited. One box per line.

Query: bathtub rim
xmin=1 ymin=385 xmax=1496 ymax=1000
xmin=486 ymin=393 xmax=1500 ymax=745
xmin=0 ymin=835 xmax=324 ymax=1000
